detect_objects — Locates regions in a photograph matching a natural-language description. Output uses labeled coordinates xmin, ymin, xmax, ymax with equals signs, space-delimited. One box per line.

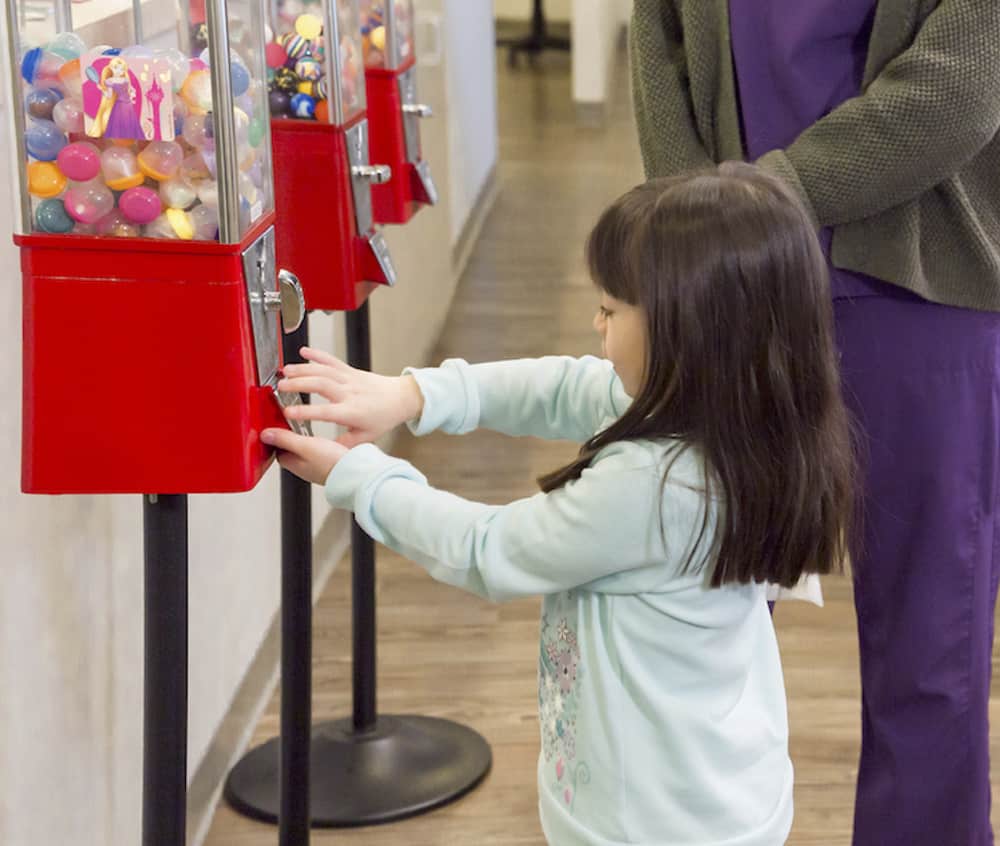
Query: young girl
xmin=262 ymin=162 xmax=855 ymax=845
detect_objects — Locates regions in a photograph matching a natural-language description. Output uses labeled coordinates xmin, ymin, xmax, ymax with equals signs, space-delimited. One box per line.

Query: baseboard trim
xmin=451 ymin=164 xmax=500 ymax=277
xmin=187 ymin=508 xmax=352 ymax=846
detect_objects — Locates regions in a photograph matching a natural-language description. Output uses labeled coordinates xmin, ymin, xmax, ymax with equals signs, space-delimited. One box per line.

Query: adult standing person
xmin=630 ymin=2 xmax=1000 ymax=844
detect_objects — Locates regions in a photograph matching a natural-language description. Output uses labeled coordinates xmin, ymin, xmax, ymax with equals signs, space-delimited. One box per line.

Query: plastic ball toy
xmin=119 ymin=186 xmax=163 ymax=224
xmin=94 ymin=209 xmax=139 ymax=238
xmin=281 ymin=32 xmax=310 ymax=61
xmin=233 ymin=107 xmax=250 ymax=146
xmin=273 ymin=67 xmax=299 ymax=94
xmin=26 ymin=87 xmax=63 ymax=120
xmin=230 ymin=60 xmax=251 ymax=98
xmin=144 ymin=212 xmax=181 ymax=240
xmin=290 ymin=93 xmax=316 ymax=119
xmin=165 ymin=208 xmax=195 ymax=239
xmin=159 ymin=175 xmax=198 ymax=210
xmin=265 ymin=41 xmax=288 ymax=70
xmin=35 ymin=197 xmax=75 ymax=233
xmin=101 ymin=146 xmax=145 ymax=190
xmin=48 ymin=32 xmax=86 ymax=60
xmin=295 ymin=57 xmax=322 ymax=81
xmin=268 ymin=89 xmax=292 ymax=117
xmin=57 ymin=59 xmax=82 ymax=99
xmin=196 ymin=180 xmax=219 ymax=208
xmin=25 ymin=119 xmax=66 ymax=162
xmin=182 ymin=113 xmax=212 ymax=149
xmin=314 ymin=99 xmax=329 ymax=123
xmin=52 ymin=97 xmax=84 ymax=133
xmin=21 ymin=48 xmax=64 ymax=85
xmin=180 ymin=69 xmax=213 ymax=112
xmin=180 ymin=152 xmax=212 ymax=182
xmin=138 ymin=140 xmax=183 ymax=181
xmin=56 ymin=141 xmax=101 ymax=182
xmin=370 ymin=26 xmax=386 ymax=52
xmin=248 ymin=116 xmax=267 ymax=147
xmin=63 ymin=180 xmax=115 ymax=224
xmin=27 ymin=161 xmax=67 ymax=198
xmin=189 ymin=204 xmax=219 ymax=240
xmin=296 ymin=13 xmax=323 ymax=40
xmin=296 ymin=79 xmax=320 ymax=98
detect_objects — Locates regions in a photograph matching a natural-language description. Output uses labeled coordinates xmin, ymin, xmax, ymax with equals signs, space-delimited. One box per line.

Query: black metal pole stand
xmin=497 ymin=0 xmax=570 ymax=66
xmin=225 ymin=320 xmax=313 ymax=846
xmin=143 ymin=493 xmax=188 ymax=846
xmin=225 ymin=301 xmax=491 ymax=829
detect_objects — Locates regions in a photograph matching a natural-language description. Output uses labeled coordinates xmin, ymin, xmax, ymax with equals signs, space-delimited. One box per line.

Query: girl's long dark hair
xmin=539 ymin=162 xmax=856 ymax=589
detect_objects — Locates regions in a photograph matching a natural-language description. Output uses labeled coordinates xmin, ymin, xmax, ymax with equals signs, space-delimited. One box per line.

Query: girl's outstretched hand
xmin=276 ymin=346 xmax=424 ymax=447
xmin=260 ymin=427 xmax=348 ymax=486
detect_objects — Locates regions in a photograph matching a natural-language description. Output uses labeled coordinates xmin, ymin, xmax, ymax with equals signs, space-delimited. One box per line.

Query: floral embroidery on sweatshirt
xmin=539 ymin=594 xmax=590 ymax=809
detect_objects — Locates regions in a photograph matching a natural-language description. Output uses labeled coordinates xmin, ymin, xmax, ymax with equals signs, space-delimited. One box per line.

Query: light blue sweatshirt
xmin=325 ymin=355 xmax=793 ymax=845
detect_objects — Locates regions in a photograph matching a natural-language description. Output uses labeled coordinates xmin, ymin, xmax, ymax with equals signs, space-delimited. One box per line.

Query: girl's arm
xmin=325 ymin=441 xmax=689 ymax=602
xmin=757 ymin=0 xmax=1000 ymax=226
xmin=630 ymin=0 xmax=714 ymax=178
xmin=278 ymin=350 xmax=630 ymax=446
xmin=405 ymin=355 xmax=630 ymax=442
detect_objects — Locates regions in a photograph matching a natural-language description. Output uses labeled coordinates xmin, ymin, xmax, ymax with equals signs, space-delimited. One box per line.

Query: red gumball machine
xmin=6 ymin=0 xmax=308 ymax=495
xmin=265 ymin=0 xmax=396 ymax=311
xmin=359 ymin=0 xmax=436 ymax=225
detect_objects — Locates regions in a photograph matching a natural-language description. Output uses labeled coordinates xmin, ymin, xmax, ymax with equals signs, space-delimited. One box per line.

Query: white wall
xmin=0 ymin=0 xmax=498 ymax=843
xmin=571 ymin=0 xmax=627 ymax=107
xmin=443 ymin=0 xmax=498 ymax=244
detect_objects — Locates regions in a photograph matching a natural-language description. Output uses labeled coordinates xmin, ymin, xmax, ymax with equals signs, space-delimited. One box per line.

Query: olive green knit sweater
xmin=630 ymin=0 xmax=1000 ymax=311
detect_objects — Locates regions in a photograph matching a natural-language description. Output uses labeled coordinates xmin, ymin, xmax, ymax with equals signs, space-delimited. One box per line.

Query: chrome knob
xmin=268 ymin=269 xmax=306 ymax=333
xmin=351 ymin=164 xmax=392 ymax=184
xmin=403 ymin=103 xmax=433 ymax=118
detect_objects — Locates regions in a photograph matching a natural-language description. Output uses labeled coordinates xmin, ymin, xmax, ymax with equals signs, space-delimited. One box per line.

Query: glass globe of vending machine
xmin=4 ymin=0 xmax=308 ymax=494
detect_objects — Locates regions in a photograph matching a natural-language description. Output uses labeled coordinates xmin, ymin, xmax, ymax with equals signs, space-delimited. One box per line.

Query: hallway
xmin=204 ymin=42 xmax=1000 ymax=846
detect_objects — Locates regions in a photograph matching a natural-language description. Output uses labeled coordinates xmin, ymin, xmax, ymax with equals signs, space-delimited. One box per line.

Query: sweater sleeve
xmin=757 ymin=0 xmax=1000 ymax=226
xmin=404 ymin=355 xmax=630 ymax=443
xmin=325 ymin=442 xmax=673 ymax=603
xmin=630 ymin=0 xmax=714 ymax=178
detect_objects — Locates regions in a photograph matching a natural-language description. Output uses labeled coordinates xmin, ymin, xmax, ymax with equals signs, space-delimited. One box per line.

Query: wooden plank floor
xmin=205 ymin=43 xmax=1000 ymax=846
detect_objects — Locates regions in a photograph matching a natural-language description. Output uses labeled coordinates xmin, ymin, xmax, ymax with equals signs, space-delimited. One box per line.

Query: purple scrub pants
xmin=835 ymin=284 xmax=1000 ymax=845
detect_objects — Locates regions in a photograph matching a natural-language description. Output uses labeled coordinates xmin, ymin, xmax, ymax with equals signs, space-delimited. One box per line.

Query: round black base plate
xmin=224 ymin=715 xmax=492 ymax=827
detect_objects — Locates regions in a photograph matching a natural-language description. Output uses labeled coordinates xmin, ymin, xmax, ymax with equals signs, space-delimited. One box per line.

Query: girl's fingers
xmin=300 ymin=347 xmax=348 ymax=370
xmin=261 ymin=427 xmax=311 ymax=455
xmin=277 ymin=375 xmax=347 ymax=401
xmin=281 ymin=362 xmax=346 ymax=382
xmin=283 ymin=402 xmax=360 ymax=427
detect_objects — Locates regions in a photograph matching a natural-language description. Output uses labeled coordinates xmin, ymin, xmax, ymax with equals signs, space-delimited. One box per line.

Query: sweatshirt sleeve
xmin=757 ymin=0 xmax=1000 ymax=226
xmin=630 ymin=0 xmax=714 ymax=178
xmin=325 ymin=442 xmax=675 ymax=603
xmin=404 ymin=355 xmax=630 ymax=443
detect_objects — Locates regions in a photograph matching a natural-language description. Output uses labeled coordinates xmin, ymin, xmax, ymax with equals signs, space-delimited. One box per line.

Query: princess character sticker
xmin=82 ymin=51 xmax=175 ymax=141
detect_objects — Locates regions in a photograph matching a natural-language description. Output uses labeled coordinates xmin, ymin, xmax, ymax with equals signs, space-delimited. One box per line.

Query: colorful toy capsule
xmin=27 ymin=161 xmax=67 ymax=198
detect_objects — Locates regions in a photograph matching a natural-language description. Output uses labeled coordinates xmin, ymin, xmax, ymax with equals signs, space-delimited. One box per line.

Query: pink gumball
xmin=56 ymin=141 xmax=101 ymax=182
xmin=119 ymin=186 xmax=163 ymax=224
xmin=63 ymin=181 xmax=115 ymax=224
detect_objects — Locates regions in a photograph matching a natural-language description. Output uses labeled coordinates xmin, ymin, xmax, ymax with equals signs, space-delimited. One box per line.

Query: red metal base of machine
xmin=271 ymin=117 xmax=385 ymax=311
xmin=19 ymin=217 xmax=288 ymax=495
xmin=366 ymin=64 xmax=433 ymax=226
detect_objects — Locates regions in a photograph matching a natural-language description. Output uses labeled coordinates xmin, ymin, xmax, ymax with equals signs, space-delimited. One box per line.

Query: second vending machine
xmin=265 ymin=0 xmax=396 ymax=310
